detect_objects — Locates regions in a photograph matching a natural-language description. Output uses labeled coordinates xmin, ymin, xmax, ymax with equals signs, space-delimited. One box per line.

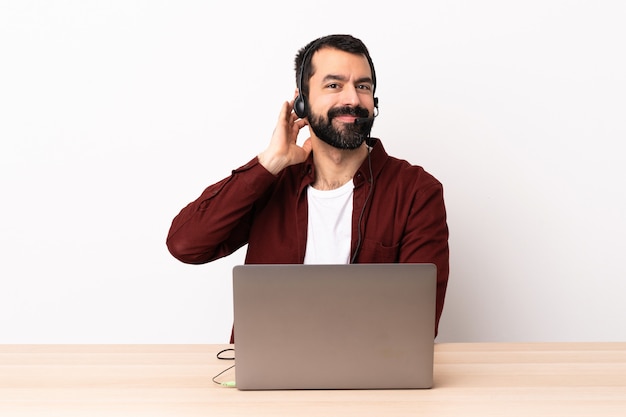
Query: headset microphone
xmin=354 ymin=97 xmax=379 ymax=125
xmin=354 ymin=117 xmax=374 ymax=125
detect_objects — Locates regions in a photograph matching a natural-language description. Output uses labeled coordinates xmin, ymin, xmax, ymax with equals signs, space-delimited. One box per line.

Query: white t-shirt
xmin=303 ymin=181 xmax=354 ymax=264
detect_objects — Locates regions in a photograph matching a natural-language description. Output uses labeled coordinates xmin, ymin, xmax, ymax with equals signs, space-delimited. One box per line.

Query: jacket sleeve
xmin=400 ymin=179 xmax=450 ymax=336
xmin=166 ymin=157 xmax=277 ymax=264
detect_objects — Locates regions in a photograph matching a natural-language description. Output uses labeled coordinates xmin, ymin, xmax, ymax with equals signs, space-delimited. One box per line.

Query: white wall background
xmin=1 ymin=0 xmax=625 ymax=343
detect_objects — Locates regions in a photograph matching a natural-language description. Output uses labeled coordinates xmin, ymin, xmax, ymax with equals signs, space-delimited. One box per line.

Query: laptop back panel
xmin=232 ymin=263 xmax=436 ymax=390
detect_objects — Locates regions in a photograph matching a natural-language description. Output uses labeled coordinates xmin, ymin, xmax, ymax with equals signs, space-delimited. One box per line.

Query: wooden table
xmin=1 ymin=343 xmax=625 ymax=416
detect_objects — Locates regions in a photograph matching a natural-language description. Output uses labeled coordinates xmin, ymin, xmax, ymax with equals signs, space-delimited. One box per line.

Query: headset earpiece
xmin=294 ymin=94 xmax=307 ymax=118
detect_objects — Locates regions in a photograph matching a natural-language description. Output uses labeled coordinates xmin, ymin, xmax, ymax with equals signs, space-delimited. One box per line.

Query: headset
xmin=293 ymin=37 xmax=379 ymax=264
xmin=293 ymin=40 xmax=379 ymax=119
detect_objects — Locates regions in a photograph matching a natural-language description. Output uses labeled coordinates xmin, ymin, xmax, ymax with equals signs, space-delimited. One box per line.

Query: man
xmin=166 ymin=34 xmax=449 ymax=340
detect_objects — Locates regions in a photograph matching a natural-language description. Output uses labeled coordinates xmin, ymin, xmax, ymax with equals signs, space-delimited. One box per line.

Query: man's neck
xmin=311 ymin=139 xmax=368 ymax=191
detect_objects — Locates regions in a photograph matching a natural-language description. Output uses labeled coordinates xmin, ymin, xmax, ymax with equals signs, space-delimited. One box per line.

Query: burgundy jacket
xmin=167 ymin=138 xmax=449 ymax=340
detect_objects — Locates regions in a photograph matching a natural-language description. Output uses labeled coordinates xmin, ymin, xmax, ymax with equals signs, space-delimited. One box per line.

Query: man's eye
xmin=327 ymin=83 xmax=339 ymax=89
xmin=358 ymin=84 xmax=372 ymax=90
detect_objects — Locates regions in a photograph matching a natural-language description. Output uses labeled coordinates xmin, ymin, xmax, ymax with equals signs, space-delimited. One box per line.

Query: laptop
xmin=232 ymin=263 xmax=437 ymax=390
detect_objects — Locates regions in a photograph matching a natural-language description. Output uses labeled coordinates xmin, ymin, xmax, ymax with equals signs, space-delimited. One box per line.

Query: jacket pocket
xmin=356 ymin=239 xmax=400 ymax=263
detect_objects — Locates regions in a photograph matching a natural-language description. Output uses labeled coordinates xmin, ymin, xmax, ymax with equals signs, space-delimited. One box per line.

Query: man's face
xmin=305 ymin=48 xmax=376 ymax=149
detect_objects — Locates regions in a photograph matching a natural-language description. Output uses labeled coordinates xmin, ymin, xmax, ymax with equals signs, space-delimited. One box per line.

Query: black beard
xmin=308 ymin=106 xmax=373 ymax=149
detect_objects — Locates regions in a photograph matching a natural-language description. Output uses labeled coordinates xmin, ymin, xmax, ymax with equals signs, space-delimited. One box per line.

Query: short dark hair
xmin=294 ymin=34 xmax=376 ymax=97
